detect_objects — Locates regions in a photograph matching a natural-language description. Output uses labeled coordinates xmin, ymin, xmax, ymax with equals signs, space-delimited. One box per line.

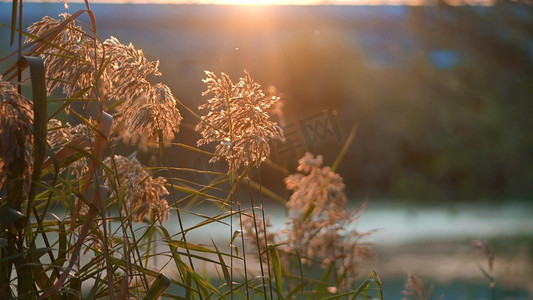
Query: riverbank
xmin=371 ymin=238 xmax=533 ymax=299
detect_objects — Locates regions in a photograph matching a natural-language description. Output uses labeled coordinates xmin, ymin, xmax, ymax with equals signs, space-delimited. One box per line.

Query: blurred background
xmin=1 ymin=1 xmax=532 ymax=298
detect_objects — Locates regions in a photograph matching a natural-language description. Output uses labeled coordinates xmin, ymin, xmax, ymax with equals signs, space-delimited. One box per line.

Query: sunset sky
xmin=1 ymin=0 xmax=496 ymax=5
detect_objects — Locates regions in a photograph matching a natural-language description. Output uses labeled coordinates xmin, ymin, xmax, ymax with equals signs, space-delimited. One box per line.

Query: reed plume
xmin=0 ymin=79 xmax=33 ymax=191
xmin=402 ymin=273 xmax=443 ymax=300
xmin=27 ymin=13 xmax=101 ymax=99
xmin=28 ymin=14 xmax=181 ymax=147
xmin=283 ymin=152 xmax=373 ymax=288
xmin=196 ymin=70 xmax=284 ymax=172
xmin=104 ymin=155 xmax=170 ymax=222
xmin=121 ymin=83 xmax=182 ymax=146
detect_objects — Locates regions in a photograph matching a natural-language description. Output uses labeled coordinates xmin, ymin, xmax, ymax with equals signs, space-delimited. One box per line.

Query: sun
xmin=208 ymin=0 xmax=318 ymax=4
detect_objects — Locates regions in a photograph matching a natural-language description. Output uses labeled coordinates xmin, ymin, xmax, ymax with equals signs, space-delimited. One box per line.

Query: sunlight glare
xmin=20 ymin=0 xmax=434 ymax=5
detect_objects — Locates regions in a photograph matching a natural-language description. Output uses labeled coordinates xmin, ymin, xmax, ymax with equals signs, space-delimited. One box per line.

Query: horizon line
xmin=0 ymin=0 xmax=496 ymax=6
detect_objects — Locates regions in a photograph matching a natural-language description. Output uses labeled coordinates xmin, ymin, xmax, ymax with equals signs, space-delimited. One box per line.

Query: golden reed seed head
xmin=104 ymin=36 xmax=161 ymax=103
xmin=27 ymin=15 xmax=160 ymax=103
xmin=0 ymin=79 xmax=34 ymax=191
xmin=196 ymin=70 xmax=284 ymax=172
xmin=283 ymin=152 xmax=374 ymax=288
xmin=402 ymin=273 xmax=443 ymax=300
xmin=471 ymin=239 xmax=495 ymax=273
xmin=244 ymin=152 xmax=374 ymax=289
xmin=28 ymin=15 xmax=180 ymax=149
xmin=120 ymin=83 xmax=182 ymax=147
xmin=47 ymin=118 xmax=93 ymax=150
xmin=104 ymin=155 xmax=170 ymax=223
xmin=28 ymin=13 xmax=99 ymax=99
xmin=47 ymin=119 xmax=94 ymax=179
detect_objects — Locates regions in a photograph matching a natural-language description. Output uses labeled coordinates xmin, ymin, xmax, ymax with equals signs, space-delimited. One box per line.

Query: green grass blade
xmin=159 ymin=226 xmax=199 ymax=298
xmin=0 ymin=206 xmax=26 ymax=229
xmin=211 ymin=239 xmax=231 ymax=290
xmin=10 ymin=0 xmax=17 ymax=46
xmin=30 ymin=256 xmax=53 ymax=291
xmin=302 ymin=203 xmax=316 ymax=223
xmin=331 ymin=123 xmax=358 ymax=173
xmin=311 ymin=263 xmax=335 ymax=299
xmin=246 ymin=178 xmax=287 ymax=205
xmin=143 ymin=274 xmax=171 ymax=300
xmin=168 ymin=184 xmax=225 ymax=203
xmin=17 ymin=56 xmax=48 ymax=224
xmin=179 ymin=210 xmax=240 ymax=234
xmin=268 ymin=246 xmax=284 ymax=300
xmin=166 ymin=240 xmax=222 ymax=255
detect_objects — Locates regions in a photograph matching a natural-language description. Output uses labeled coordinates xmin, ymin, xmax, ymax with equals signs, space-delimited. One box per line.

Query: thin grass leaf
xmin=161 ymin=293 xmax=186 ymax=300
xmin=311 ymin=263 xmax=335 ymax=300
xmin=48 ymin=90 xmax=93 ymax=120
xmin=86 ymin=275 xmax=101 ymax=300
xmin=159 ymin=226 xmax=202 ymax=298
xmin=268 ymin=245 xmax=284 ymax=300
xmin=180 ymin=210 xmax=240 ymax=234
xmin=175 ymin=176 xmax=230 ymax=209
xmin=293 ymin=246 xmax=305 ymax=295
xmin=164 ymin=176 xmax=222 ymax=195
xmin=0 ymin=206 xmax=26 ymax=229
xmin=10 ymin=0 xmax=18 ymax=46
xmin=5 ymin=147 xmax=24 ymax=218
xmin=246 ymin=178 xmax=287 ymax=205
xmin=215 ymin=280 xmax=253 ymax=300
xmin=163 ymin=166 xmax=226 ymax=177
xmin=263 ymin=158 xmax=289 ymax=176
xmin=168 ymin=184 xmax=225 ymax=203
xmin=42 ymin=136 xmax=91 ymax=170
xmin=41 ymin=113 xmax=113 ymax=300
xmin=334 ymin=271 xmax=383 ymax=300
xmin=302 ymin=202 xmax=316 ymax=223
xmin=331 ymin=123 xmax=357 ymax=173
xmin=171 ymin=142 xmax=221 ymax=158
xmin=143 ymin=274 xmax=171 ymax=300
xmin=184 ymin=260 xmax=223 ymax=297
xmin=70 ymin=112 xmax=113 ymax=230
xmin=69 ymin=109 xmax=107 ymax=139
xmin=477 ymin=264 xmax=492 ymax=281
xmin=57 ymin=221 xmax=67 ymax=262
xmin=225 ymin=164 xmax=253 ymax=205
xmin=67 ymin=275 xmax=82 ymax=300
xmin=17 ymin=56 xmax=48 ymax=224
xmin=166 ymin=240 xmax=223 ymax=255
xmin=211 ymin=239 xmax=231 ymax=290
xmin=29 ymin=256 xmax=53 ymax=291
xmin=108 ymin=257 xmax=195 ymax=293
xmin=151 ymin=250 xmax=223 ymax=266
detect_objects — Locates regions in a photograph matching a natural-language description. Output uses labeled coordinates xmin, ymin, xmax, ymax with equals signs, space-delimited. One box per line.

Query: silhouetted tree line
xmin=268 ymin=0 xmax=533 ymax=202
xmin=2 ymin=1 xmax=531 ymax=203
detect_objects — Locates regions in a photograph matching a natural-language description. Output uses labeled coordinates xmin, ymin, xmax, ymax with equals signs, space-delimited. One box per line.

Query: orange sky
xmin=10 ymin=0 xmax=438 ymax=5
xmin=5 ymin=0 xmax=496 ymax=6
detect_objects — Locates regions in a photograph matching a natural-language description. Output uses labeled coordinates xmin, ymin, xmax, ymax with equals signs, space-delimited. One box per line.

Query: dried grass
xmin=196 ymin=70 xmax=284 ymax=172
xmin=0 ymin=79 xmax=33 ymax=191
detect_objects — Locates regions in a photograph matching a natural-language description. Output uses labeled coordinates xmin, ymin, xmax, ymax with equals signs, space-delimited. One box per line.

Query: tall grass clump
xmin=0 ymin=1 xmax=379 ymax=299
xmin=401 ymin=274 xmax=443 ymax=300
xmin=471 ymin=239 xmax=496 ymax=300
